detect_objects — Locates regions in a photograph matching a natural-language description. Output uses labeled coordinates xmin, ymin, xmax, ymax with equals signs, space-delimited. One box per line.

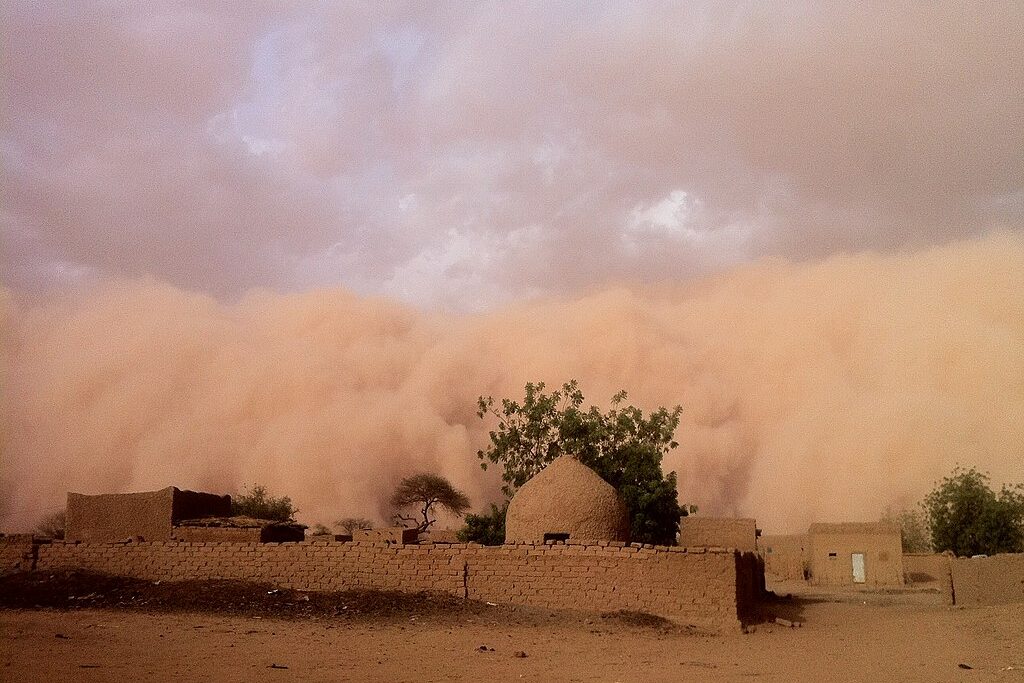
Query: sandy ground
xmin=3 ymin=593 xmax=1023 ymax=683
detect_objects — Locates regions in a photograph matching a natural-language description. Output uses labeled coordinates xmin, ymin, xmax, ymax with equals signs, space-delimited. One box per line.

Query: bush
xmin=457 ymin=503 xmax=507 ymax=545
xmin=231 ymin=484 xmax=297 ymax=522
xmin=335 ymin=517 xmax=374 ymax=534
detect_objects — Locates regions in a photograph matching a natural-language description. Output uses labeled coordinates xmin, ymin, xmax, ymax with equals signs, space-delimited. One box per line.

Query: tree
xmin=881 ymin=506 xmax=931 ymax=553
xmin=34 ymin=510 xmax=66 ymax=540
xmin=922 ymin=466 xmax=1024 ymax=556
xmin=457 ymin=502 xmax=508 ymax=545
xmin=390 ymin=473 xmax=471 ymax=532
xmin=477 ymin=380 xmax=685 ymax=545
xmin=310 ymin=523 xmax=332 ymax=536
xmin=335 ymin=517 xmax=374 ymax=535
xmin=231 ymin=484 xmax=298 ymax=522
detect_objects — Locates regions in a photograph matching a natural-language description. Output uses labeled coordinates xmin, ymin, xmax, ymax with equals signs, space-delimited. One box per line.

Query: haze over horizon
xmin=2 ymin=2 xmax=1022 ymax=533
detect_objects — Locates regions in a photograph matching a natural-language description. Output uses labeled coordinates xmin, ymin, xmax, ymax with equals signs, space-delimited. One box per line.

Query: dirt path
xmin=3 ymin=599 xmax=1022 ymax=682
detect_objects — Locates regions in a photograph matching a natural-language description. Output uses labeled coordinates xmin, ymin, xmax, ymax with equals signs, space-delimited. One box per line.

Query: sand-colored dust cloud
xmin=2 ymin=233 xmax=1023 ymax=533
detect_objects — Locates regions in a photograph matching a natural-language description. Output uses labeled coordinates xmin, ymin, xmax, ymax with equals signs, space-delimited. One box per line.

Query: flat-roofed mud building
xmin=807 ymin=522 xmax=903 ymax=586
xmin=66 ymin=486 xmax=303 ymax=543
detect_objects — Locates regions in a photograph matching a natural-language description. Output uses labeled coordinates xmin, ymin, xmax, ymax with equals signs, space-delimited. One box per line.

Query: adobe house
xmin=66 ymin=486 xmax=304 ymax=543
xmin=505 ymin=456 xmax=630 ymax=543
xmin=807 ymin=522 xmax=903 ymax=586
xmin=678 ymin=517 xmax=758 ymax=551
xmin=758 ymin=533 xmax=809 ymax=581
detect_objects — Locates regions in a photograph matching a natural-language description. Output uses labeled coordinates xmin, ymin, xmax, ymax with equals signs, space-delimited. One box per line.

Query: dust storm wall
xmin=3 ymin=234 xmax=1024 ymax=533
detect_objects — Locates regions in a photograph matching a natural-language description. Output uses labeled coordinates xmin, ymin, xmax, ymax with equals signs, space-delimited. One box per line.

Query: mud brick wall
xmin=463 ymin=542 xmax=745 ymax=630
xmin=678 ymin=517 xmax=758 ymax=552
xmin=32 ymin=540 xmax=759 ymax=632
xmin=950 ymin=553 xmax=1024 ymax=606
xmin=0 ymin=535 xmax=36 ymax=574
xmin=36 ymin=541 xmax=464 ymax=594
xmin=903 ymin=553 xmax=953 ymax=602
xmin=759 ymin=534 xmax=808 ymax=582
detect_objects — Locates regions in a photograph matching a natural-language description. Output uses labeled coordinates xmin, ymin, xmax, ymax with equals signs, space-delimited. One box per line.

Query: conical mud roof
xmin=505 ymin=456 xmax=630 ymax=543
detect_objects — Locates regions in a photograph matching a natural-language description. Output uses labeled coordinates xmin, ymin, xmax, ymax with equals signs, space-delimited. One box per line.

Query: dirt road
xmin=3 ymin=597 xmax=1022 ymax=682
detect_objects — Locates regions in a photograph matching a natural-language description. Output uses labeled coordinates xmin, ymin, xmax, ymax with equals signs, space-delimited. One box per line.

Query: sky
xmin=1 ymin=2 xmax=1023 ymax=532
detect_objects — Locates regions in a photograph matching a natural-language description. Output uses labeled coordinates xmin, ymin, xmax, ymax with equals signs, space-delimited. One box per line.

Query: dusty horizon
xmin=3 ymin=232 xmax=1022 ymax=534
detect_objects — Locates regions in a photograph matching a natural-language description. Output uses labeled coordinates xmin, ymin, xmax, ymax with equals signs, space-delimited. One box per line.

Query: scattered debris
xmin=958 ymin=663 xmax=973 ymax=670
xmin=269 ymin=663 xmax=289 ymax=669
xmin=513 ymin=651 xmax=528 ymax=658
xmin=774 ymin=617 xmax=801 ymax=628
xmin=477 ymin=645 xmax=495 ymax=652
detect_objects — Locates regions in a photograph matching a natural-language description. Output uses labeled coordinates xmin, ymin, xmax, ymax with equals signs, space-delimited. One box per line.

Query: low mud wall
xmin=903 ymin=553 xmax=953 ymax=602
xmin=22 ymin=538 xmax=757 ymax=632
xmin=950 ymin=554 xmax=1024 ymax=606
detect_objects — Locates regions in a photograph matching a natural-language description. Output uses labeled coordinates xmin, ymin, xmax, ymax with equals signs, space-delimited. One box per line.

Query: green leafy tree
xmin=391 ymin=473 xmax=471 ymax=532
xmin=457 ymin=502 xmax=508 ymax=545
xmin=923 ymin=466 xmax=1024 ymax=556
xmin=335 ymin=517 xmax=374 ymax=534
xmin=477 ymin=380 xmax=686 ymax=545
xmin=34 ymin=509 xmax=66 ymax=540
xmin=231 ymin=484 xmax=297 ymax=522
xmin=881 ymin=506 xmax=931 ymax=553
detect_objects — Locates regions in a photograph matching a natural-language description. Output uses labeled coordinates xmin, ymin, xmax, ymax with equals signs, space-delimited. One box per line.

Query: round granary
xmin=505 ymin=456 xmax=630 ymax=543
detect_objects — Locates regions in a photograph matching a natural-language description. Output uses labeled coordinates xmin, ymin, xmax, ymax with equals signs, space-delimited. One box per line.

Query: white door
xmin=852 ymin=553 xmax=866 ymax=583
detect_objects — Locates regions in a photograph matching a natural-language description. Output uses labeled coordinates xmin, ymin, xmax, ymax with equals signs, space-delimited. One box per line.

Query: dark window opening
xmin=828 ymin=552 xmax=838 ymax=557
xmin=544 ymin=532 xmax=570 ymax=542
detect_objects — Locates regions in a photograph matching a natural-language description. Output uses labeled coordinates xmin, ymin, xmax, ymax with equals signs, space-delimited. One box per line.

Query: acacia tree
xmin=923 ymin=466 xmax=1024 ymax=556
xmin=390 ymin=473 xmax=471 ymax=532
xmin=476 ymin=380 xmax=686 ymax=545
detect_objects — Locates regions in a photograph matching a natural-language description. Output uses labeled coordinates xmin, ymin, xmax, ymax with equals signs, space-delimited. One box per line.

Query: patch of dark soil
xmin=0 ymin=571 xmax=495 ymax=622
xmin=599 ymin=610 xmax=678 ymax=630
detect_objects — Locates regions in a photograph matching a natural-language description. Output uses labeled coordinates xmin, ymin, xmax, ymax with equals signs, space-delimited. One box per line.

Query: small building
xmin=807 ymin=522 xmax=903 ymax=586
xmin=678 ymin=517 xmax=758 ymax=551
xmin=66 ymin=486 xmax=304 ymax=543
xmin=505 ymin=456 xmax=630 ymax=543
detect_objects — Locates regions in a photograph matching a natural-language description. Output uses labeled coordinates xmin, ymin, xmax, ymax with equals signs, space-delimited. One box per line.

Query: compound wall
xmin=950 ymin=554 xmax=1024 ymax=606
xmin=903 ymin=553 xmax=953 ymax=602
xmin=678 ymin=517 xmax=757 ymax=552
xmin=759 ymin=534 xmax=808 ymax=582
xmin=26 ymin=539 xmax=759 ymax=632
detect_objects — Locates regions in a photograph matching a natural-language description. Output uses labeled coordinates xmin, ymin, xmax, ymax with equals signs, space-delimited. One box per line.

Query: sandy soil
xmin=3 ymin=596 xmax=1022 ymax=682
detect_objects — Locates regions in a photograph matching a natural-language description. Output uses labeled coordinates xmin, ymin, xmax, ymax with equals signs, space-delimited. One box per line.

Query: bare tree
xmin=390 ymin=473 xmax=470 ymax=532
